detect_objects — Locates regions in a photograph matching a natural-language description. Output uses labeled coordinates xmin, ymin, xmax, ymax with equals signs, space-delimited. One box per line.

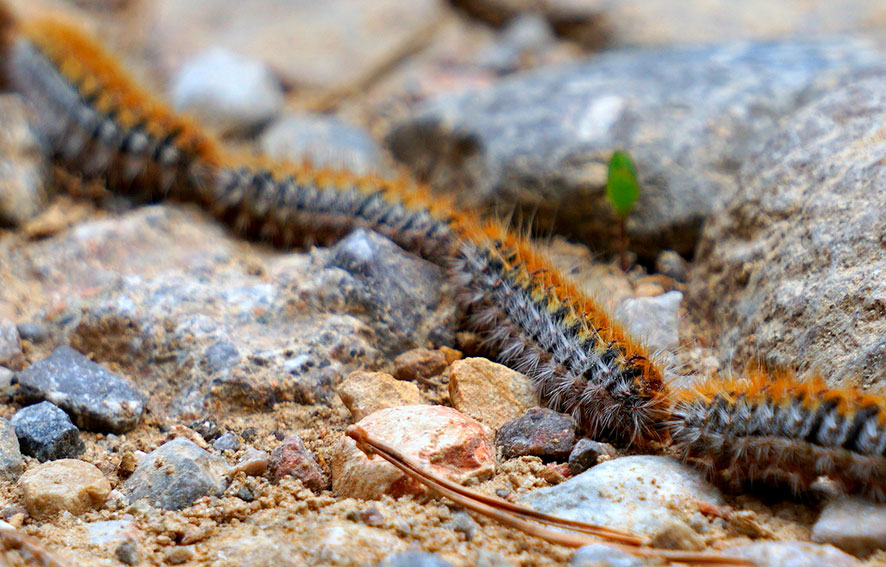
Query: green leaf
xmin=606 ymin=150 xmax=640 ymax=218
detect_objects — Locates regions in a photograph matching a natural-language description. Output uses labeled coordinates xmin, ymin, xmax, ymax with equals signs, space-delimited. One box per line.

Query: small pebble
xmin=14 ymin=321 xmax=49 ymax=344
xmin=0 ymin=418 xmax=23 ymax=479
xmin=115 ymin=539 xmax=141 ymax=565
xmin=0 ymin=95 xmax=48 ymax=226
xmin=568 ymin=439 xmax=617 ymax=474
xmin=212 ymin=432 xmax=242 ymax=452
xmin=124 ymin=438 xmax=229 ymax=510
xmin=380 ymin=551 xmax=455 ymax=567
xmin=260 ymin=113 xmax=385 ymax=176
xmin=337 ymin=371 xmax=423 ymax=421
xmin=0 ymin=319 xmax=23 ymax=369
xmin=613 ymin=291 xmax=683 ymax=351
xmin=236 ymin=486 xmax=256 ymax=502
xmin=11 ymin=401 xmax=84 ymax=461
xmin=393 ymin=348 xmax=450 ymax=382
xmin=450 ymin=510 xmax=478 ymax=541
xmin=0 ymin=367 xmax=13 ymax=389
xmin=20 ymin=459 xmax=110 ymax=519
xmin=332 ymin=405 xmax=494 ymax=499
xmin=15 ymin=346 xmax=146 ymax=433
xmin=649 ymin=519 xmax=705 ymax=551
xmin=449 ymin=358 xmax=534 ymax=430
xmin=725 ymin=541 xmax=860 ymax=567
xmin=170 ymin=47 xmax=284 ymax=133
xmin=496 ymin=407 xmax=575 ymax=461
xmin=269 ymin=433 xmax=328 ymax=490
xmin=812 ymin=496 xmax=886 ymax=557
xmin=164 ymin=545 xmax=195 ymax=565
xmin=570 ymin=543 xmax=645 ymax=567
xmin=655 ymin=250 xmax=689 ymax=282
xmin=230 ymin=447 xmax=270 ymax=477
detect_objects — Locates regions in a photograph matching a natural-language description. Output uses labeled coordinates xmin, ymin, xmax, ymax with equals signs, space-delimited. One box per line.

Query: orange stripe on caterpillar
xmin=5 ymin=16 xmax=220 ymax=199
xmin=668 ymin=368 xmax=886 ymax=500
xmin=451 ymin=219 xmax=669 ymax=444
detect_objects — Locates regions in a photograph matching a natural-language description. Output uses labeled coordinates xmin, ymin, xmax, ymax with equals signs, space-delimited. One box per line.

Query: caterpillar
xmin=4 ymin=6 xmax=886 ymax=505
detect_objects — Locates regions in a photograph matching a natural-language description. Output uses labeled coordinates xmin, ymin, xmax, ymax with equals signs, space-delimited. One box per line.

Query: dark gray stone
xmin=567 ymin=438 xmax=617 ymax=475
xmin=389 ymin=40 xmax=882 ymax=260
xmin=724 ymin=541 xmax=860 ymax=567
xmin=15 ymin=346 xmax=146 ymax=433
xmin=11 ymin=401 xmax=84 ymax=462
xmin=0 ymin=319 xmax=22 ymax=369
xmin=115 ymin=539 xmax=141 ymax=566
xmin=690 ymin=70 xmax=886 ymax=385
xmin=15 ymin=321 xmax=50 ymax=344
xmin=0 ymin=418 xmax=24 ymax=479
xmin=315 ymin=228 xmax=455 ymax=355
xmin=124 ymin=437 xmax=229 ymax=510
xmin=496 ymin=407 xmax=575 ymax=461
xmin=379 ymin=551 xmax=455 ymax=567
xmin=260 ymin=114 xmax=386 ymax=176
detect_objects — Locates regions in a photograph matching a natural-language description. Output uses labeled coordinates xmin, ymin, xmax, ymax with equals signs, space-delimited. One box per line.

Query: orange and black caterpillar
xmin=4 ymin=8 xmax=886 ymax=502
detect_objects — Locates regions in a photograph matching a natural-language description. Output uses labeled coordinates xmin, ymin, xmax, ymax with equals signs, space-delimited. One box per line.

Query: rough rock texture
xmin=268 ymin=433 xmax=328 ymax=490
xmin=15 ymin=346 xmax=146 ymax=433
xmin=260 ymin=114 xmax=386 ymax=176
xmin=496 ymin=407 xmax=575 ymax=461
xmin=148 ymin=0 xmax=443 ymax=90
xmin=380 ymin=551 xmax=455 ymax=567
xmin=3 ymin=206 xmax=451 ymax=414
xmin=689 ymin=71 xmax=886 ymax=386
xmin=124 ymin=437 xmax=229 ymax=510
xmin=613 ymin=290 xmax=682 ymax=351
xmin=388 ymin=40 xmax=882 ymax=259
xmin=812 ymin=497 xmax=886 ymax=557
xmin=724 ymin=541 xmax=860 ymax=567
xmin=309 ymin=523 xmax=408 ymax=566
xmin=448 ymin=358 xmax=534 ymax=430
xmin=20 ymin=459 xmax=111 ymax=520
xmin=0 ymin=95 xmax=48 ymax=226
xmin=0 ymin=418 xmax=23 ymax=480
xmin=337 ymin=371 xmax=423 ymax=421
xmin=332 ymin=405 xmax=495 ymax=499
xmin=521 ymin=455 xmax=723 ymax=537
xmin=11 ymin=401 xmax=85 ymax=462
xmin=170 ymin=48 xmax=284 ymax=133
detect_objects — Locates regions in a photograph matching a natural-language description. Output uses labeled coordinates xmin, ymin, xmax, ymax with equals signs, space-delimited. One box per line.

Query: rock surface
xmin=389 ymin=40 xmax=882 ymax=259
xmin=521 ymin=455 xmax=723 ymax=537
xmin=724 ymin=541 xmax=860 ymax=567
xmin=268 ymin=434 xmax=328 ymax=490
xmin=569 ymin=542 xmax=645 ymax=567
xmin=20 ymin=459 xmax=111 ymax=520
xmin=0 ymin=418 xmax=23 ymax=480
xmin=449 ymin=358 xmax=534 ymax=430
xmin=380 ymin=551 xmax=455 ymax=567
xmin=613 ymin=290 xmax=682 ymax=351
xmin=567 ymin=438 xmax=617 ymax=475
xmin=496 ymin=407 xmax=575 ymax=461
xmin=124 ymin=437 xmax=229 ymax=510
xmin=260 ymin=114 xmax=386 ymax=175
xmin=337 ymin=371 xmax=423 ymax=421
xmin=690 ymin=71 xmax=886 ymax=386
xmin=812 ymin=497 xmax=886 ymax=557
xmin=11 ymin=401 xmax=84 ymax=462
xmin=0 ymin=318 xmax=23 ymax=369
xmin=332 ymin=405 xmax=495 ymax=499
xmin=0 ymin=95 xmax=48 ymax=226
xmin=170 ymin=47 xmax=284 ymax=133
xmin=15 ymin=346 xmax=146 ymax=433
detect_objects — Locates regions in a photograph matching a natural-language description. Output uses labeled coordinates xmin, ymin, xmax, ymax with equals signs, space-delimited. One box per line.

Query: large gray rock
xmin=15 ymin=346 xmax=146 ymax=433
xmin=388 ymin=40 xmax=882 ymax=259
xmin=0 ymin=418 xmax=23 ymax=480
xmin=520 ymin=455 xmax=723 ymax=537
xmin=812 ymin=497 xmax=886 ymax=557
xmin=689 ymin=71 xmax=886 ymax=386
xmin=724 ymin=541 xmax=860 ymax=567
xmin=124 ymin=437 xmax=229 ymax=510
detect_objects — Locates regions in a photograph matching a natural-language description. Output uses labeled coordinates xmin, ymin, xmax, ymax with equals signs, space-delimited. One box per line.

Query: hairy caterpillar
xmin=4 ymin=7 xmax=886 ymax=503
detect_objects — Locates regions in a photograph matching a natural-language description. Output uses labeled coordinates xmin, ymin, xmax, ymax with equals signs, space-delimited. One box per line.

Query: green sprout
xmin=605 ymin=150 xmax=640 ymax=271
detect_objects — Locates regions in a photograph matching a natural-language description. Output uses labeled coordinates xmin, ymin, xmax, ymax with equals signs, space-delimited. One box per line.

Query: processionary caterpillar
xmin=4 ymin=6 xmax=886 ymax=506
